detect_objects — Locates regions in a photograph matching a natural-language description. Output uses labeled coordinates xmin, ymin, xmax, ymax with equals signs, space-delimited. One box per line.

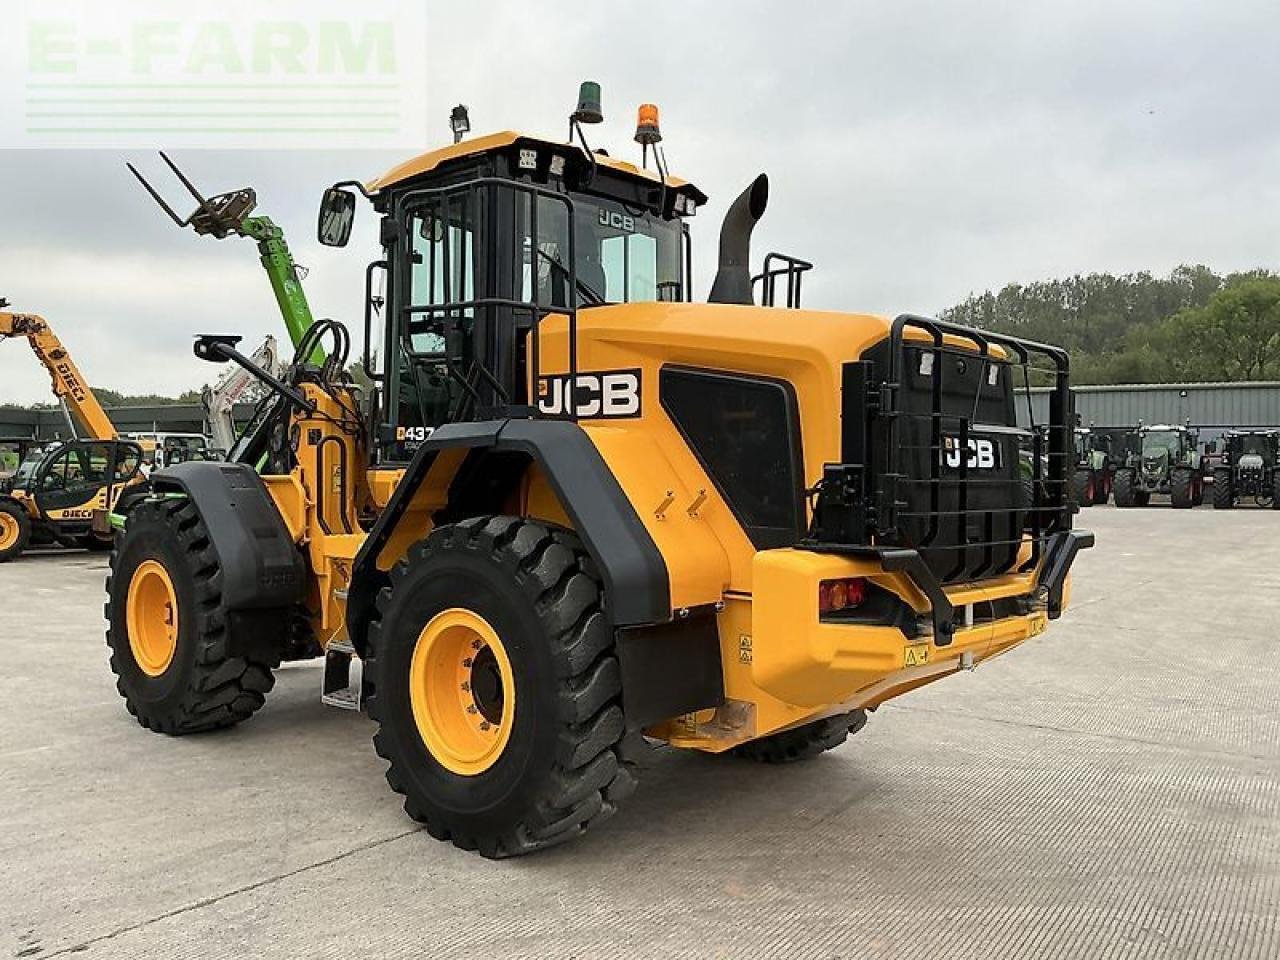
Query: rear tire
xmin=732 ymin=710 xmax=867 ymax=763
xmin=1213 ymin=469 xmax=1234 ymax=509
xmin=1170 ymin=468 xmax=1194 ymax=509
xmin=1113 ymin=469 xmax=1138 ymax=508
xmin=0 ymin=497 xmax=31 ymax=562
xmin=367 ymin=516 xmax=634 ymax=858
xmin=105 ymin=499 xmax=279 ymax=734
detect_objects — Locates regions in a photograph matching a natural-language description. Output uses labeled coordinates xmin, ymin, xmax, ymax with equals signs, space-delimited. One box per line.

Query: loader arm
xmin=0 ymin=312 xmax=117 ymax=440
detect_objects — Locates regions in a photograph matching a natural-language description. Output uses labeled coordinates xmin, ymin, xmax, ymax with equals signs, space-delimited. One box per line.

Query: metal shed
xmin=0 ymin=402 xmax=256 ymax=442
xmin=1019 ymin=382 xmax=1280 ymax=443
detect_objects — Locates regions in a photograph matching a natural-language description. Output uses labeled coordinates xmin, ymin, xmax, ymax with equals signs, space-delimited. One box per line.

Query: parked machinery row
xmin=1069 ymin=422 xmax=1280 ymax=510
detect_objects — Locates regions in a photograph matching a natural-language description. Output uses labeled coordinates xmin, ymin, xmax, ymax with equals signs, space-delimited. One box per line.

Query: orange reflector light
xmin=818 ymin=577 xmax=868 ymax=614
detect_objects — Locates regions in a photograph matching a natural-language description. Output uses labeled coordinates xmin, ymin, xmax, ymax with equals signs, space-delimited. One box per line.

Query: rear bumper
xmin=750 ymin=530 xmax=1093 ymax=710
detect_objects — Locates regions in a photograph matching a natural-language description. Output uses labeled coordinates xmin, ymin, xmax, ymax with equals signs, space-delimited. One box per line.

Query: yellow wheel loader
xmin=0 ymin=304 xmax=146 ymax=561
xmin=104 ymin=89 xmax=1092 ymax=857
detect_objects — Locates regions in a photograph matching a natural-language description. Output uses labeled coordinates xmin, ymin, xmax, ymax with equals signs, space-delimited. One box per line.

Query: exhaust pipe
xmin=708 ymin=173 xmax=769 ymax=305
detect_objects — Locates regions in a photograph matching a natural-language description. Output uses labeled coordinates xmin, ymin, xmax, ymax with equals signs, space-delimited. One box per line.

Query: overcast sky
xmin=3 ymin=0 xmax=1279 ymax=403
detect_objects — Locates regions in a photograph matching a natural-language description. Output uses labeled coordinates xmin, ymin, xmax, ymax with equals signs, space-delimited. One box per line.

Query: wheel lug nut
xmin=462 ymin=658 xmax=473 ymax=668
xmin=480 ymin=722 xmax=491 ymax=732
xmin=466 ymin=705 xmax=477 ymax=714
xmin=460 ymin=682 xmax=470 ymax=692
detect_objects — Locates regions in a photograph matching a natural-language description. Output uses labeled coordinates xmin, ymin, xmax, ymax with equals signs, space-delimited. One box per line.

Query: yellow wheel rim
xmin=0 ymin=513 xmax=18 ymax=552
xmin=409 ymin=608 xmax=516 ymax=777
xmin=126 ymin=560 xmax=179 ymax=677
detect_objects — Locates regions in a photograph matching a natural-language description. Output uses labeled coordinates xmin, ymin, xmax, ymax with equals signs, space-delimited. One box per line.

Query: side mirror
xmin=318 ymin=187 xmax=357 ymax=247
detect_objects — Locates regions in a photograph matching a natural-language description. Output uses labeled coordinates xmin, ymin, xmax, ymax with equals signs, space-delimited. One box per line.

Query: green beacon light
xmin=572 ymin=81 xmax=604 ymax=125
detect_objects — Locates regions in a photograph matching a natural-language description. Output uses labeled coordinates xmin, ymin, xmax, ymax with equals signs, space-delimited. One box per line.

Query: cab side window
xmin=85 ymin=443 xmax=111 ymax=484
xmin=115 ymin=446 xmax=142 ymax=482
xmin=41 ymin=448 xmax=84 ymax=491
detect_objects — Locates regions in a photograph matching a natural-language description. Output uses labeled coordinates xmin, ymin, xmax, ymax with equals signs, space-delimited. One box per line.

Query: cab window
xmin=115 ymin=446 xmax=142 ymax=481
xmin=41 ymin=448 xmax=83 ymax=490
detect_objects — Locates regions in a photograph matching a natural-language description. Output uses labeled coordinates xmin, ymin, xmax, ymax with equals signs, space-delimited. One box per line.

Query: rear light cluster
xmin=819 ymin=577 xmax=868 ymax=614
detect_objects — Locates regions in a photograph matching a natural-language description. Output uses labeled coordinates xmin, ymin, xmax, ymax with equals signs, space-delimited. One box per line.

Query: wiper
xmin=537 ymin=249 xmax=607 ymax=307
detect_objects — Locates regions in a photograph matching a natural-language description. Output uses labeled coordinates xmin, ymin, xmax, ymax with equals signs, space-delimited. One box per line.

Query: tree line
xmin=941 ymin=265 xmax=1280 ymax=384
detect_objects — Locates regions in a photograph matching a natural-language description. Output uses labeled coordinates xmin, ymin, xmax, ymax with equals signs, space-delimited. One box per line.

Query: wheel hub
xmin=409 ymin=608 xmax=515 ymax=777
xmin=126 ymin=559 xmax=179 ymax=677
xmin=0 ymin=513 xmax=18 ymax=551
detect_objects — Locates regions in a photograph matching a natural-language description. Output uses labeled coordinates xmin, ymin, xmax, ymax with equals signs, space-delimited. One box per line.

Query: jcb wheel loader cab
xmin=105 ymin=104 xmax=1091 ymax=858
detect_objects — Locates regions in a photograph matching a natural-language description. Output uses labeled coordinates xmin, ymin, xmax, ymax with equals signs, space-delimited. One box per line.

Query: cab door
xmin=33 ymin=442 xmax=112 ymax=520
xmin=105 ymin=442 xmax=143 ymax=510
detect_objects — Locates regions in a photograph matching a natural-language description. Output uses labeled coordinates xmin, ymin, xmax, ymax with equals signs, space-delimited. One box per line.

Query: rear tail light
xmin=819 ymin=577 xmax=867 ymax=614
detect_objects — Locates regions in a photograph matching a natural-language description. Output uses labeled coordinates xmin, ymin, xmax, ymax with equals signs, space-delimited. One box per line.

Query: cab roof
xmin=367 ymin=130 xmax=704 ymax=201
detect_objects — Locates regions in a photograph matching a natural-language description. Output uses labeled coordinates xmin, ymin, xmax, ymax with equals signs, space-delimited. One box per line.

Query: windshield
xmin=1236 ymin=435 xmax=1271 ymax=457
xmin=1142 ymin=430 xmax=1181 ymax=458
xmin=406 ymin=189 xmax=684 ymax=356
xmin=552 ymin=194 xmax=683 ymax=306
xmin=11 ymin=446 xmax=51 ymax=490
xmin=0 ymin=441 xmax=24 ymax=478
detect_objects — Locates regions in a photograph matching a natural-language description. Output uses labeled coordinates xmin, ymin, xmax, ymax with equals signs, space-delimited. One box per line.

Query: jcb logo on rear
xmin=538 ymin=369 xmax=642 ymax=419
xmin=942 ymin=436 xmax=999 ymax=470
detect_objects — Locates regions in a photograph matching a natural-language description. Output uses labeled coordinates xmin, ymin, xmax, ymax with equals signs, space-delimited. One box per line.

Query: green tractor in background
xmin=1072 ymin=427 xmax=1118 ymax=507
xmin=1212 ymin=429 xmax=1280 ymax=510
xmin=1113 ymin=423 xmax=1204 ymax=509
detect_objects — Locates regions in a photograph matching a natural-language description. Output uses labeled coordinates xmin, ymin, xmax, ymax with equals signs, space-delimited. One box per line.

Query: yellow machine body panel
xmin=525 ymin=302 xmax=1065 ymax=748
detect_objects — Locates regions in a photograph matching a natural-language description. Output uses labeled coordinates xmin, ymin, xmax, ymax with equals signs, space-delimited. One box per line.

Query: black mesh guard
xmin=830 ymin=314 xmax=1074 ymax=585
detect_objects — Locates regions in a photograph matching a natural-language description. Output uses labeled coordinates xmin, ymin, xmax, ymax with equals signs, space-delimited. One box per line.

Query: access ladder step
xmin=321 ymin=638 xmax=363 ymax=711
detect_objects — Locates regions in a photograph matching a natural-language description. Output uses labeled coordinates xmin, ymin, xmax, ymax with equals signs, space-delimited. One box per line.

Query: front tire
xmin=1072 ymin=469 xmax=1093 ymax=508
xmin=0 ymin=497 xmax=31 ymax=562
xmin=1170 ymin=468 xmax=1195 ymax=509
xmin=366 ymin=516 xmax=633 ymax=858
xmin=733 ymin=710 xmax=867 ymax=763
xmin=1113 ymin=469 xmax=1139 ymax=508
xmin=105 ymin=499 xmax=278 ymax=734
xmin=1213 ymin=468 xmax=1234 ymax=509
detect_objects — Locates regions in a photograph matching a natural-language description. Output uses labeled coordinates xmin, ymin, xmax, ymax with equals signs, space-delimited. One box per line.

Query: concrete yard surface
xmin=2 ymin=506 xmax=1278 ymax=959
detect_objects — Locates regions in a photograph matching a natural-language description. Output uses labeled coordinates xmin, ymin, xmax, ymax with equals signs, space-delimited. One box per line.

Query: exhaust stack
xmin=708 ymin=174 xmax=769 ymax=305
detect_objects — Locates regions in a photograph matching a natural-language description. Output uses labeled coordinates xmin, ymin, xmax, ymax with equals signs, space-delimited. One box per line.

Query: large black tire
xmin=1072 ymin=470 xmax=1093 ymax=509
xmin=1272 ymin=474 xmax=1280 ymax=510
xmin=732 ymin=710 xmax=868 ymax=763
xmin=1170 ymin=468 xmax=1194 ymax=509
xmin=0 ymin=497 xmax=31 ymax=562
xmin=105 ymin=499 xmax=279 ymax=734
xmin=1113 ymin=469 xmax=1139 ymax=508
xmin=366 ymin=516 xmax=633 ymax=858
xmin=1213 ymin=469 xmax=1235 ymax=509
